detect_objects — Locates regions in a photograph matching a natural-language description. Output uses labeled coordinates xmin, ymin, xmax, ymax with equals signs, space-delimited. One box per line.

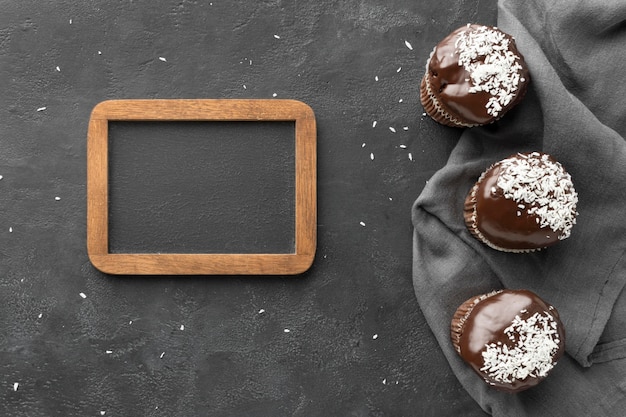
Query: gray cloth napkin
xmin=412 ymin=0 xmax=626 ymax=415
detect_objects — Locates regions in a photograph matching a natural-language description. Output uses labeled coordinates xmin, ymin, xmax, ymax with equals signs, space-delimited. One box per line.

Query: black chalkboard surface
xmin=86 ymin=99 xmax=317 ymax=275
xmin=108 ymin=121 xmax=296 ymax=254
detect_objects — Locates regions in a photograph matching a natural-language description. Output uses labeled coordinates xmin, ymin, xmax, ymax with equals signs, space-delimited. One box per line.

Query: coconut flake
xmin=454 ymin=26 xmax=524 ymax=117
xmin=481 ymin=311 xmax=561 ymax=383
xmin=495 ymin=152 xmax=578 ymax=239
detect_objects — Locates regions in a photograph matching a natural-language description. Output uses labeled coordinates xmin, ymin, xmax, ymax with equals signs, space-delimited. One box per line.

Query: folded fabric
xmin=412 ymin=0 xmax=626 ymax=415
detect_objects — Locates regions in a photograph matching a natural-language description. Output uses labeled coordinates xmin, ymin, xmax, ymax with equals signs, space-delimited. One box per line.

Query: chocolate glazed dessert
xmin=451 ymin=289 xmax=566 ymax=393
xmin=464 ymin=152 xmax=578 ymax=252
xmin=420 ymin=24 xmax=530 ymax=127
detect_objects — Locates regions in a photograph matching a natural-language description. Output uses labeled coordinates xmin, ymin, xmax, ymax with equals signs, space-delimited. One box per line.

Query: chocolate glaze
xmin=423 ymin=24 xmax=529 ymax=126
xmin=467 ymin=165 xmax=558 ymax=250
xmin=451 ymin=290 xmax=565 ymax=393
xmin=464 ymin=152 xmax=578 ymax=252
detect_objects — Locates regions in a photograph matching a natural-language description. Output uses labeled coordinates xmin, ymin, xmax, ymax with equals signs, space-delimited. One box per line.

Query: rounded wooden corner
xmin=285 ymin=99 xmax=315 ymax=118
xmin=89 ymin=100 xmax=116 ymax=120
xmin=86 ymin=253 xmax=110 ymax=274
xmin=293 ymin=252 xmax=316 ymax=275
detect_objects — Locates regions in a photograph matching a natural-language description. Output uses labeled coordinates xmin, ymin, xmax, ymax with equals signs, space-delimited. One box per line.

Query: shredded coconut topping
xmin=454 ymin=25 xmax=524 ymax=117
xmin=496 ymin=152 xmax=578 ymax=239
xmin=481 ymin=311 xmax=561 ymax=383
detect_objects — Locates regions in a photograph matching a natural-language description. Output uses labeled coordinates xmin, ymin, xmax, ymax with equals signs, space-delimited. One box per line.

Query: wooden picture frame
xmin=87 ymin=99 xmax=316 ymax=275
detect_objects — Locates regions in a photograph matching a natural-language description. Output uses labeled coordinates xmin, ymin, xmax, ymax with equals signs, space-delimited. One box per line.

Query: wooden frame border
xmin=87 ymin=99 xmax=316 ymax=275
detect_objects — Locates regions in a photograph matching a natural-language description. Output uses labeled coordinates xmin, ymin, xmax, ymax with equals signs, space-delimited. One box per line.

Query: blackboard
xmin=108 ymin=120 xmax=296 ymax=254
xmin=86 ymin=99 xmax=316 ymax=275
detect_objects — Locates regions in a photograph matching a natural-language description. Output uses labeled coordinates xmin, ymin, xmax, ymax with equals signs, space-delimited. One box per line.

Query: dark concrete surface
xmin=1 ymin=1 xmax=494 ymax=415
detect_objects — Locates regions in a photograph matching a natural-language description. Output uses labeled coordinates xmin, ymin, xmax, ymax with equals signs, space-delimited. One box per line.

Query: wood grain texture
xmin=87 ymin=99 xmax=316 ymax=275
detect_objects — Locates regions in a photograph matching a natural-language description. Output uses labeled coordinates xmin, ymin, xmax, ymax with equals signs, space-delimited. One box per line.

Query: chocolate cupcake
xmin=451 ymin=289 xmax=565 ymax=393
xmin=420 ymin=24 xmax=529 ymax=127
xmin=464 ymin=152 xmax=578 ymax=252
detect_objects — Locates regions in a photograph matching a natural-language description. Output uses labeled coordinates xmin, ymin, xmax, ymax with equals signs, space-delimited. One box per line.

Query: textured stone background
xmin=1 ymin=0 xmax=493 ymax=415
